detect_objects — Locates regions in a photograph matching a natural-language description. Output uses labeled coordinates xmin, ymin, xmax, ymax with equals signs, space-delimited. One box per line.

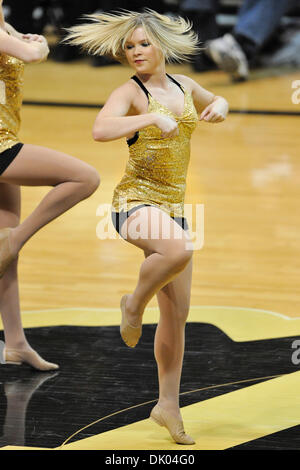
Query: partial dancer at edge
xmin=0 ymin=0 xmax=100 ymax=371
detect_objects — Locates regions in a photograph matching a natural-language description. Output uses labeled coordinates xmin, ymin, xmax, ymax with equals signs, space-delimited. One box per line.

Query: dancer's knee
xmin=80 ymin=166 xmax=100 ymax=197
xmin=165 ymin=243 xmax=193 ymax=273
xmin=0 ymin=211 xmax=20 ymax=230
xmin=0 ymin=257 xmax=18 ymax=293
xmin=177 ymin=306 xmax=190 ymax=324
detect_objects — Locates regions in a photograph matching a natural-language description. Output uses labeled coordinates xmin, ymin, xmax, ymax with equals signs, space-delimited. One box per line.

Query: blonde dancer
xmin=66 ymin=9 xmax=228 ymax=444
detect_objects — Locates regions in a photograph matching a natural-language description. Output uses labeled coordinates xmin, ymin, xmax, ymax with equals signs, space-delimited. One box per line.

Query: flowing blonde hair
xmin=64 ymin=8 xmax=201 ymax=63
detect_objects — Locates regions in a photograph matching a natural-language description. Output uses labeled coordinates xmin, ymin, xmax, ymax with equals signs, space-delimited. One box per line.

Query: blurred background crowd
xmin=3 ymin=0 xmax=300 ymax=81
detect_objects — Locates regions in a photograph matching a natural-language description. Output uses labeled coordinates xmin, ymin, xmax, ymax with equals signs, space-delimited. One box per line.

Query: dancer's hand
xmin=153 ymin=114 xmax=179 ymax=138
xmin=21 ymin=33 xmax=49 ymax=62
xmin=22 ymin=33 xmax=47 ymax=44
xmin=199 ymin=97 xmax=228 ymax=123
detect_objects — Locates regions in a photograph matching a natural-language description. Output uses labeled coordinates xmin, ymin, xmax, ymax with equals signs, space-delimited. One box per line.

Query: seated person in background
xmin=205 ymin=0 xmax=299 ymax=81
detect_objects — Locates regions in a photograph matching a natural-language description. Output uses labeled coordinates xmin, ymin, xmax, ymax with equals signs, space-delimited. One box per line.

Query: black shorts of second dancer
xmin=0 ymin=143 xmax=24 ymax=175
xmin=111 ymin=204 xmax=189 ymax=236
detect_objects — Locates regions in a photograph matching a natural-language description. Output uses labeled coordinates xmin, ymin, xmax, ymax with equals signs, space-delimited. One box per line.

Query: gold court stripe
xmin=58 ymin=373 xmax=282 ymax=449
xmin=59 ymin=371 xmax=300 ymax=450
xmin=1 ymin=305 xmax=299 ymax=341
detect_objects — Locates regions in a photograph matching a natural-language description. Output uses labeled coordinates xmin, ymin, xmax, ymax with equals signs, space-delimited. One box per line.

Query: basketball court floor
xmin=0 ymin=58 xmax=300 ymax=451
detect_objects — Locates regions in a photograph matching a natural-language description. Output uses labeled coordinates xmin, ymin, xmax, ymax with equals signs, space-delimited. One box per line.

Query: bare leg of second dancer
xmin=0 ymin=144 xmax=100 ymax=370
xmin=0 ymin=144 xmax=100 ymax=259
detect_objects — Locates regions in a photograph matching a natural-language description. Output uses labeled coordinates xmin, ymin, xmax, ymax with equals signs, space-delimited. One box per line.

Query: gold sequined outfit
xmin=0 ymin=53 xmax=24 ymax=153
xmin=112 ymin=74 xmax=198 ymax=219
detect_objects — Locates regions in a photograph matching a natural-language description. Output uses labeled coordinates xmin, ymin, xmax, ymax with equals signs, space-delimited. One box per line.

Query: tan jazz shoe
xmin=0 ymin=228 xmax=15 ymax=278
xmin=150 ymin=404 xmax=195 ymax=445
xmin=4 ymin=347 xmax=59 ymax=371
xmin=120 ymin=294 xmax=142 ymax=348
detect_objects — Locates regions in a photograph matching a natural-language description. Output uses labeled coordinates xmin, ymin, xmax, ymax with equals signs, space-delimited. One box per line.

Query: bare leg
xmin=120 ymin=206 xmax=195 ymax=443
xmin=151 ymin=262 xmax=195 ymax=444
xmin=0 ymin=183 xmax=28 ymax=349
xmin=121 ymin=206 xmax=193 ymax=327
xmin=154 ymin=258 xmax=193 ymax=421
xmin=0 ymin=144 xmax=99 ymax=369
xmin=0 ymin=144 xmax=100 ymax=256
xmin=0 ymin=183 xmax=58 ymax=370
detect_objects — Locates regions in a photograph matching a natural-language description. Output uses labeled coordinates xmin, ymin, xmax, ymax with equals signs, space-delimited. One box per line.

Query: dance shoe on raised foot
xmin=0 ymin=228 xmax=15 ymax=278
xmin=120 ymin=294 xmax=142 ymax=348
xmin=150 ymin=405 xmax=195 ymax=445
xmin=4 ymin=348 xmax=59 ymax=371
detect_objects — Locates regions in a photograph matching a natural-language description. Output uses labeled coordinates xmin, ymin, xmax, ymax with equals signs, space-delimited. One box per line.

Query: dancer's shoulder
xmin=170 ymin=74 xmax=195 ymax=93
xmin=106 ymin=79 xmax=140 ymax=101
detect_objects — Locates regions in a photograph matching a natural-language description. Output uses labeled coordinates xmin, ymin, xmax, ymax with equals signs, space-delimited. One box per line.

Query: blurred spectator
xmin=4 ymin=0 xmax=39 ymax=33
xmin=5 ymin=0 xmax=298 ymax=73
xmin=259 ymin=18 xmax=300 ymax=68
xmin=205 ymin=0 xmax=300 ymax=81
xmin=98 ymin=0 xmax=166 ymax=13
xmin=50 ymin=1 xmax=99 ymax=62
xmin=4 ymin=0 xmax=174 ymax=64
xmin=180 ymin=0 xmax=220 ymax=71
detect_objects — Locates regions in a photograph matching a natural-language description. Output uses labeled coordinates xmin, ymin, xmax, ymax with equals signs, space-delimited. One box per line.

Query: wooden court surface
xmin=0 ymin=59 xmax=300 ymax=451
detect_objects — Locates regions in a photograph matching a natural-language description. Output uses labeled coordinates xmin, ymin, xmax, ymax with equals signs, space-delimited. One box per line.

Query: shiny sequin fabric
xmin=0 ymin=53 xmax=24 ymax=153
xmin=112 ymin=75 xmax=198 ymax=218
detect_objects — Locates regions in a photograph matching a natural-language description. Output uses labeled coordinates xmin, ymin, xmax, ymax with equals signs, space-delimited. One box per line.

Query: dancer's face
xmin=124 ymin=27 xmax=164 ymax=73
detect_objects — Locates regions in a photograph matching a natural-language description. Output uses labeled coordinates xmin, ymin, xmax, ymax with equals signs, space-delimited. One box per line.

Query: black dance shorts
xmin=111 ymin=204 xmax=189 ymax=236
xmin=0 ymin=143 xmax=24 ymax=175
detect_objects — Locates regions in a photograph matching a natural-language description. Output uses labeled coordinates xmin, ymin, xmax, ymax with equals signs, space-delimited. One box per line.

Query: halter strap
xmin=166 ymin=73 xmax=185 ymax=93
xmin=131 ymin=73 xmax=185 ymax=99
xmin=131 ymin=76 xmax=150 ymax=99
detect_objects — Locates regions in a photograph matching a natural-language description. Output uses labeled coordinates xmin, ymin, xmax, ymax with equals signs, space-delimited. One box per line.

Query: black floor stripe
xmin=229 ymin=424 xmax=300 ymax=450
xmin=0 ymin=323 xmax=299 ymax=449
xmin=23 ymin=100 xmax=100 ymax=109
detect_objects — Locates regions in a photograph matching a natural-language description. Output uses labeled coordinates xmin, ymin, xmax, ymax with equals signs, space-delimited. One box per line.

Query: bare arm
xmin=199 ymin=94 xmax=229 ymax=123
xmin=0 ymin=27 xmax=49 ymax=63
xmin=93 ymin=83 xmax=178 ymax=141
xmin=4 ymin=22 xmax=23 ymax=40
xmin=175 ymin=75 xmax=229 ymax=123
xmin=191 ymin=78 xmax=229 ymax=123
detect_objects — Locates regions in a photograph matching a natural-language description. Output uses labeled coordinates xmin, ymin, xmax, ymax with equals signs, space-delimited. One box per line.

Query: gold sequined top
xmin=112 ymin=74 xmax=198 ymax=218
xmin=0 ymin=52 xmax=24 ymax=153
